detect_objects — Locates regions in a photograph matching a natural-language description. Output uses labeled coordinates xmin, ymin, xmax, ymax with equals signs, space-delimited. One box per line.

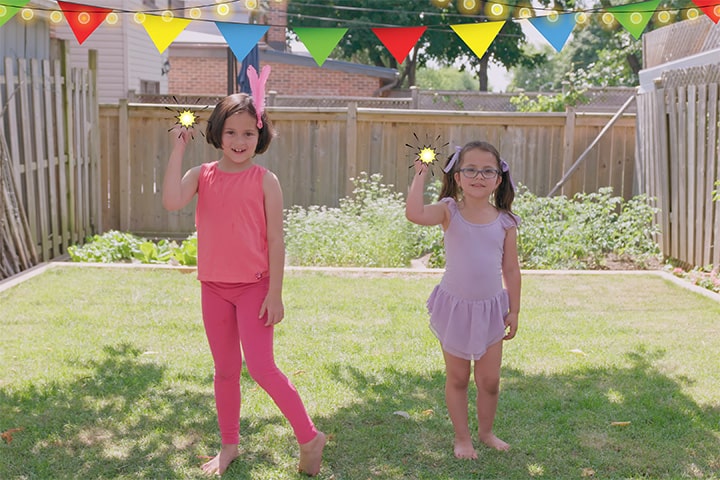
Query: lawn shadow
xmin=312 ymin=348 xmax=720 ymax=479
xmin=2 ymin=343 xmax=719 ymax=479
xmin=0 ymin=342 xmax=275 ymax=479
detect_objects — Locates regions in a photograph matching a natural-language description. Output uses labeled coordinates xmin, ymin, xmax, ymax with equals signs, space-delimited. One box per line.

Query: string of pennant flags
xmin=1 ymin=0 xmax=719 ymax=67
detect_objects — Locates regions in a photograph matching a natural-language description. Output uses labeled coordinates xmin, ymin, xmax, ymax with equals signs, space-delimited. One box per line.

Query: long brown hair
xmin=438 ymin=140 xmax=515 ymax=213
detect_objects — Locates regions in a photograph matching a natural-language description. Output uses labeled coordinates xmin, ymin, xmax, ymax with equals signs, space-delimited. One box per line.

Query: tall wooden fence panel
xmin=636 ymin=65 xmax=720 ymax=269
xmin=0 ymin=47 xmax=99 ymax=278
xmin=99 ymin=103 xmax=636 ymax=236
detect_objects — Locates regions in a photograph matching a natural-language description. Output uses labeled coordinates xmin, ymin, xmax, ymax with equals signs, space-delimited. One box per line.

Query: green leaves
xmin=68 ymin=231 xmax=197 ymax=266
xmin=284 ymin=172 xmax=443 ymax=267
xmin=512 ymin=187 xmax=661 ymax=269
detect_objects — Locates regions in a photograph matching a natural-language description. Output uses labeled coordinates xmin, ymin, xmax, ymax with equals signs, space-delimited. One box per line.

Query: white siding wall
xmin=1 ymin=10 xmax=51 ymax=64
xmin=50 ymin=0 xmax=171 ymax=104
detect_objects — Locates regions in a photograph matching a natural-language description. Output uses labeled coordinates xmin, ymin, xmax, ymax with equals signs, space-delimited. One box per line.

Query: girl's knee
xmin=246 ymin=362 xmax=282 ymax=385
xmin=477 ymin=376 xmax=500 ymax=395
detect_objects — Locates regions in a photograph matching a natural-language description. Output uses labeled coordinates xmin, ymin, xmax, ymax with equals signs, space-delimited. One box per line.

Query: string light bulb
xmin=189 ymin=7 xmax=201 ymax=19
xmin=21 ymin=8 xmax=34 ymax=20
xmin=457 ymin=0 xmax=480 ymax=15
xmin=575 ymin=12 xmax=588 ymax=24
xmin=134 ymin=12 xmax=146 ymax=23
xmin=518 ymin=7 xmax=533 ymax=19
xmin=49 ymin=11 xmax=63 ymax=23
xmin=106 ymin=12 xmax=118 ymax=24
xmin=216 ymin=3 xmax=230 ymax=16
xmin=161 ymin=10 xmax=173 ymax=21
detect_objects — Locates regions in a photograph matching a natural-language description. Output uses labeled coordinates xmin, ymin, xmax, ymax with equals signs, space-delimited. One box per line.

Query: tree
xmin=509 ymin=0 xmax=698 ymax=90
xmin=286 ymin=0 xmax=554 ymax=91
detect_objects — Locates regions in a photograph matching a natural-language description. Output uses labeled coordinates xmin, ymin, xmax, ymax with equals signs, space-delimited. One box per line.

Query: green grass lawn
xmin=1 ymin=267 xmax=719 ymax=479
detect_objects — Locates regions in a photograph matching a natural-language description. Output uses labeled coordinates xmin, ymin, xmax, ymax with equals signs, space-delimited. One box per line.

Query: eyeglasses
xmin=458 ymin=167 xmax=501 ymax=179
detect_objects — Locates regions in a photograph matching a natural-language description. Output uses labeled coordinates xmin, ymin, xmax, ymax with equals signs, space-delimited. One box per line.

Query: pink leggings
xmin=200 ymin=279 xmax=318 ymax=445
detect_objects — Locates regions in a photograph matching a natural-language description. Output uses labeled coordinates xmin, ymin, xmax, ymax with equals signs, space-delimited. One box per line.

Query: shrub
xmin=512 ymin=186 xmax=661 ymax=269
xmin=68 ymin=177 xmax=662 ymax=272
xmin=284 ymin=172 xmax=442 ymax=267
xmin=68 ymin=231 xmax=197 ymax=266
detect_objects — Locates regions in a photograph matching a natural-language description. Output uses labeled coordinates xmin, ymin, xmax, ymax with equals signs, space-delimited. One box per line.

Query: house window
xmin=140 ymin=80 xmax=160 ymax=94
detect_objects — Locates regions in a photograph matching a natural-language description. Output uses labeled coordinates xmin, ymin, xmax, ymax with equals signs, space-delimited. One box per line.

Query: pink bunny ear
xmin=247 ymin=65 xmax=271 ymax=129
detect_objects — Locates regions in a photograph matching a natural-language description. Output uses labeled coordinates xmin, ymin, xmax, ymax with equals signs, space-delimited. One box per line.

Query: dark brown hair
xmin=438 ymin=140 xmax=515 ymax=213
xmin=205 ymin=93 xmax=275 ymax=154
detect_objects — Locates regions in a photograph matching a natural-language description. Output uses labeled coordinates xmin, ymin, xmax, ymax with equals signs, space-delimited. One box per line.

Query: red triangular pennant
xmin=371 ymin=26 xmax=427 ymax=64
xmin=57 ymin=1 xmax=112 ymax=45
xmin=691 ymin=0 xmax=720 ymax=23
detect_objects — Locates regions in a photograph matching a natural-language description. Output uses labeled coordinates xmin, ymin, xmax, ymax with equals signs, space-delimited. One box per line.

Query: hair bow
xmin=247 ymin=65 xmax=271 ymax=129
xmin=500 ymin=159 xmax=516 ymax=189
xmin=443 ymin=145 xmax=462 ymax=173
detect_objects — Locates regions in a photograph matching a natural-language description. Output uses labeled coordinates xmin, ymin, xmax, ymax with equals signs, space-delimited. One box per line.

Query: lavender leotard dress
xmin=427 ymin=197 xmax=520 ymax=360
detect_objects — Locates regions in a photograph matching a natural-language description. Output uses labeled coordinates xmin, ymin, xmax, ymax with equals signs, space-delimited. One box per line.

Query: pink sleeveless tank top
xmin=195 ymin=162 xmax=268 ymax=283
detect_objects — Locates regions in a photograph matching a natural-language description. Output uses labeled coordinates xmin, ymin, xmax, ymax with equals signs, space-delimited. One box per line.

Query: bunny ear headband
xmin=246 ymin=65 xmax=271 ymax=129
xmin=443 ymin=145 xmax=516 ymax=188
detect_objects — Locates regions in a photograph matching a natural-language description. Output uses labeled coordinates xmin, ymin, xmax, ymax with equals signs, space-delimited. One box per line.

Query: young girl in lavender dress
xmin=406 ymin=140 xmax=521 ymax=459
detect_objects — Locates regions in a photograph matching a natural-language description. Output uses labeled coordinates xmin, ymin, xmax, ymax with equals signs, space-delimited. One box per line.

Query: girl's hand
xmin=413 ymin=158 xmax=428 ymax=176
xmin=260 ymin=293 xmax=284 ymax=326
xmin=503 ymin=312 xmax=518 ymax=340
xmin=171 ymin=125 xmax=191 ymax=147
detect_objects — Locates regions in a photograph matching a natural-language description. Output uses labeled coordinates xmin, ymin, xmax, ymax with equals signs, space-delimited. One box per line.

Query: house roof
xmin=171 ymin=29 xmax=397 ymax=80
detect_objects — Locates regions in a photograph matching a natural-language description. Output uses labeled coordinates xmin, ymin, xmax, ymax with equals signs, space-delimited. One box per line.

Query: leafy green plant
xmin=284 ymin=172 xmax=443 ymax=267
xmin=511 ymin=186 xmax=661 ymax=270
xmin=68 ymin=231 xmax=197 ymax=266
xmin=510 ymin=70 xmax=589 ymax=112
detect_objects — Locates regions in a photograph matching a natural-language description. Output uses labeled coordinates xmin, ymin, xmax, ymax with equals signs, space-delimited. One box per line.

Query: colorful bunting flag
xmin=527 ymin=14 xmax=577 ymax=52
xmin=293 ymin=27 xmax=348 ymax=67
xmin=0 ymin=0 xmax=30 ymax=28
xmin=450 ymin=22 xmax=505 ymax=60
xmin=691 ymin=0 xmax=720 ymax=23
xmin=140 ymin=14 xmax=192 ymax=54
xmin=371 ymin=26 xmax=427 ymax=64
xmin=608 ymin=0 xmax=662 ymax=40
xmin=215 ymin=23 xmax=269 ymax=63
xmin=57 ymin=1 xmax=111 ymax=45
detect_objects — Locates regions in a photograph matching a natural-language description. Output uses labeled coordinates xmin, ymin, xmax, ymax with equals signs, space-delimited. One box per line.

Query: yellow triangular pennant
xmin=140 ymin=14 xmax=191 ymax=54
xmin=450 ymin=21 xmax=505 ymax=60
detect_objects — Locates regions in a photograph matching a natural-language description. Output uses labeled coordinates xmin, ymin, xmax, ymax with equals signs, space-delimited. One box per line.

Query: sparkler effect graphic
xmin=406 ymin=132 xmax=449 ymax=175
xmin=165 ymin=96 xmax=208 ymax=139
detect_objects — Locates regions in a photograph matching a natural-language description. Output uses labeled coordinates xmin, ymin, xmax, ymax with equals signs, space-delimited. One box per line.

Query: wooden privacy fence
xmin=0 ymin=47 xmax=100 ymax=279
xmin=99 ymin=102 xmax=636 ymax=236
xmin=636 ymin=65 xmax=720 ymax=269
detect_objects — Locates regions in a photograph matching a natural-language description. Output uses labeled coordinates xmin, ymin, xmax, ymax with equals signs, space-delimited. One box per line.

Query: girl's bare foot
xmin=454 ymin=438 xmax=478 ymax=459
xmin=479 ymin=433 xmax=510 ymax=451
xmin=201 ymin=444 xmax=240 ymax=476
xmin=298 ymin=431 xmax=326 ymax=476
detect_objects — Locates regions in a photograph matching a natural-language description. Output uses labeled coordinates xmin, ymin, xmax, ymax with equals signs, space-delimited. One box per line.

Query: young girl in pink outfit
xmin=162 ymin=67 xmax=325 ymax=476
xmin=406 ymin=140 xmax=521 ymax=459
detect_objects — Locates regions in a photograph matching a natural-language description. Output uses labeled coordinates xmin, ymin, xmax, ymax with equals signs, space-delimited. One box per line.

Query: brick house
xmin=167 ymin=2 xmax=398 ymax=97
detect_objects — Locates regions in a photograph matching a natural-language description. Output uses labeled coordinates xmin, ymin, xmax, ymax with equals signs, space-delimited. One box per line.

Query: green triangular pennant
xmin=293 ymin=27 xmax=348 ymax=67
xmin=608 ymin=0 xmax=662 ymax=40
xmin=0 ymin=0 xmax=30 ymax=28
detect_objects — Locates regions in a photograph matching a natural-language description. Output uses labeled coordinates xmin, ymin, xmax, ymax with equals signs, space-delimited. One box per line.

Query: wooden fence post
xmin=60 ymin=40 xmax=77 ymax=244
xmin=88 ymin=49 xmax=102 ymax=235
xmin=345 ymin=102 xmax=358 ymax=197
xmin=118 ymin=99 xmax=130 ymax=232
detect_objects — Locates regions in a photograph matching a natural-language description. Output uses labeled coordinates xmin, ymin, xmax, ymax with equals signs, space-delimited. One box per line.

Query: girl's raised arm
xmin=162 ymin=128 xmax=200 ymax=211
xmin=405 ymin=161 xmax=448 ymax=227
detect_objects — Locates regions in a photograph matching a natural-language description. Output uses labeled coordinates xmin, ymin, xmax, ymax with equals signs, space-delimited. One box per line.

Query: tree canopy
xmin=286 ymin=0 xmax=554 ymax=91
